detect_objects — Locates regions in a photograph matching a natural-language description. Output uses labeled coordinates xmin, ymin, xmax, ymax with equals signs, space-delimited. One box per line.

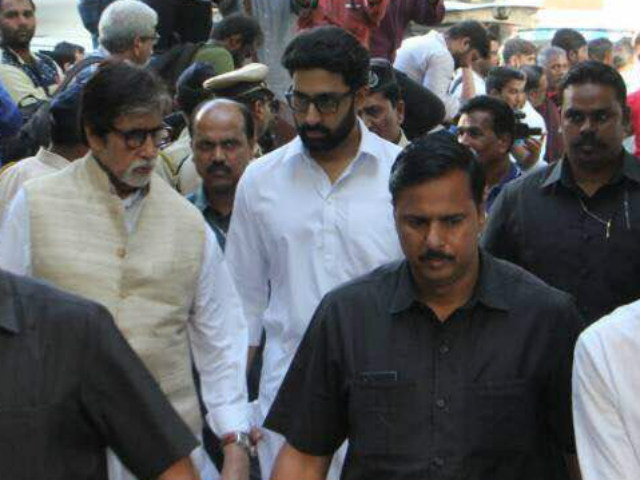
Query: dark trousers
xmin=142 ymin=0 xmax=213 ymax=53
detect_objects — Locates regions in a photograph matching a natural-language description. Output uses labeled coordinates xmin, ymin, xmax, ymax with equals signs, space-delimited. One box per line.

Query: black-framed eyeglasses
xmin=285 ymin=87 xmax=353 ymax=114
xmin=140 ymin=33 xmax=160 ymax=46
xmin=109 ymin=125 xmax=172 ymax=150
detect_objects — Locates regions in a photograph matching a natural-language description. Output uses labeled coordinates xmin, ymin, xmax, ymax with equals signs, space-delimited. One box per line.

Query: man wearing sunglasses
xmin=0 ymin=61 xmax=252 ymax=480
xmin=225 ymin=26 xmax=403 ymax=480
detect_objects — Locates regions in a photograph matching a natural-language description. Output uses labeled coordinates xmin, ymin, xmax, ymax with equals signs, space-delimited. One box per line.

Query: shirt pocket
xmin=464 ymin=379 xmax=537 ymax=454
xmin=349 ymin=378 xmax=416 ymax=456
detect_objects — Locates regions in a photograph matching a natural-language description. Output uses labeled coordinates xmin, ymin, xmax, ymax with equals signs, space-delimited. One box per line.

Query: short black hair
xmin=588 ymin=37 xmax=613 ymax=63
xmin=486 ymin=66 xmax=526 ymax=95
xmin=459 ymin=95 xmax=516 ymax=149
xmin=210 ymin=13 xmax=264 ymax=48
xmin=502 ymin=38 xmax=537 ymax=64
xmin=552 ymin=28 xmax=587 ymax=55
xmin=559 ymin=60 xmax=628 ymax=114
xmin=81 ymin=60 xmax=170 ymax=144
xmin=176 ymin=61 xmax=217 ymax=119
xmin=521 ymin=65 xmax=544 ymax=92
xmin=49 ymin=41 xmax=85 ymax=69
xmin=50 ymin=84 xmax=84 ymax=146
xmin=447 ymin=21 xmax=490 ymax=59
xmin=390 ymin=131 xmax=485 ymax=207
xmin=282 ymin=26 xmax=370 ymax=91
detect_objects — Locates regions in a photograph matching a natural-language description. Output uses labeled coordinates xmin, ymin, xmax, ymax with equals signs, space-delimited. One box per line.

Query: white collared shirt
xmin=0 ymin=148 xmax=71 ymax=218
xmin=225 ymin=121 xmax=404 ymax=422
xmin=573 ymin=299 xmax=640 ymax=480
xmin=393 ymin=31 xmax=459 ymax=120
xmin=0 ymin=181 xmax=250 ymax=437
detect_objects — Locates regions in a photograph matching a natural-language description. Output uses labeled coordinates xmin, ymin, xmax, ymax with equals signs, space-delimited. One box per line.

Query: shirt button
xmin=432 ymin=456 xmax=445 ymax=468
xmin=116 ymin=247 xmax=126 ymax=258
xmin=439 ymin=344 xmax=450 ymax=355
xmin=436 ymin=398 xmax=446 ymax=409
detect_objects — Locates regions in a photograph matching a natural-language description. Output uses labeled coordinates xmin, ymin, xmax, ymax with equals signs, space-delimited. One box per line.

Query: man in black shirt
xmin=482 ymin=61 xmax=640 ymax=326
xmin=265 ymin=132 xmax=582 ymax=480
xmin=0 ymin=269 xmax=200 ymax=480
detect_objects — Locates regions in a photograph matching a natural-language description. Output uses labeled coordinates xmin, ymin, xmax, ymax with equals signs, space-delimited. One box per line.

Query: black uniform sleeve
xmin=79 ymin=304 xmax=198 ymax=479
xmin=265 ymin=294 xmax=348 ymax=456
xmin=481 ymin=183 xmax=520 ymax=263
xmin=545 ymin=295 xmax=584 ymax=454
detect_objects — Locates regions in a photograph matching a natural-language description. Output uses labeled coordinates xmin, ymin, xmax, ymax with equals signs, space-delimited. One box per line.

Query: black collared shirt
xmin=0 ymin=271 xmax=197 ymax=480
xmin=188 ymin=187 xmax=230 ymax=251
xmin=482 ymin=151 xmax=640 ymax=325
xmin=265 ymin=252 xmax=582 ymax=480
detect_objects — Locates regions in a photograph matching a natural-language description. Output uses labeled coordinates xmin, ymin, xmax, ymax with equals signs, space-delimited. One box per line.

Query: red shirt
xmin=627 ymin=89 xmax=640 ymax=157
xmin=297 ymin=0 xmax=392 ymax=48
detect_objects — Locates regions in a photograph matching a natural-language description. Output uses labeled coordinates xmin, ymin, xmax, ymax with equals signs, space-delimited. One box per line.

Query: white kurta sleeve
xmin=188 ymin=226 xmax=250 ymax=435
xmin=224 ymin=173 xmax=270 ymax=347
xmin=0 ymin=188 xmax=31 ymax=275
xmin=573 ymin=333 xmax=639 ymax=480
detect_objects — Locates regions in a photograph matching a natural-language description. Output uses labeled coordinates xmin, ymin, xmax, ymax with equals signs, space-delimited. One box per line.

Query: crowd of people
xmin=0 ymin=0 xmax=640 ymax=479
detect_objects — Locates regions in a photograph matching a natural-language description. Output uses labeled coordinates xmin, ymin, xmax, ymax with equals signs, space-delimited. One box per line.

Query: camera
xmin=514 ymin=110 xmax=543 ymax=139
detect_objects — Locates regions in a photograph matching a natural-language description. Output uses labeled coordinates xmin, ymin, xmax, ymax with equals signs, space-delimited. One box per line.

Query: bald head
xmin=192 ymin=99 xmax=256 ymax=197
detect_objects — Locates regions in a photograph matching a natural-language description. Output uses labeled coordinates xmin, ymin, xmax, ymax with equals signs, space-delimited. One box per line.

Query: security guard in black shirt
xmin=265 ymin=132 xmax=583 ymax=480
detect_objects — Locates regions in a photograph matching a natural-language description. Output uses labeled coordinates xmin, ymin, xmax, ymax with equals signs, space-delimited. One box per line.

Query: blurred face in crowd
xmin=545 ymin=52 xmax=569 ymax=90
xmin=87 ymin=111 xmax=168 ymax=191
xmin=457 ymin=110 xmax=511 ymax=168
xmin=474 ymin=39 xmax=500 ymax=78
xmin=192 ymin=102 xmax=254 ymax=196
xmin=527 ymin=74 xmax=548 ymax=108
xmin=449 ymin=36 xmax=480 ymax=69
xmin=0 ymin=0 xmax=36 ymax=51
xmin=561 ymin=82 xmax=626 ymax=174
xmin=394 ymin=169 xmax=485 ymax=292
xmin=288 ymin=68 xmax=364 ymax=153
xmin=358 ymin=91 xmax=405 ymax=144
xmin=510 ymin=53 xmax=537 ymax=68
xmin=570 ymin=45 xmax=589 ymax=66
xmin=492 ymin=78 xmax=526 ymax=110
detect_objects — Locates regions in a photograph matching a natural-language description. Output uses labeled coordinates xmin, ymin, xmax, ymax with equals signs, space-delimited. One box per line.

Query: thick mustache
xmin=206 ymin=162 xmax=232 ymax=175
xmin=573 ymin=134 xmax=605 ymax=149
xmin=419 ymin=250 xmax=455 ymax=262
xmin=300 ymin=124 xmax=330 ymax=135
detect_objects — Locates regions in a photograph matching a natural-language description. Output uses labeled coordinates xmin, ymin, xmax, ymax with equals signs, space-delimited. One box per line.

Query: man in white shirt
xmin=0 ymin=61 xmax=251 ymax=480
xmin=573 ymin=300 xmax=640 ymax=480
xmin=393 ymin=21 xmax=489 ymax=121
xmin=225 ymin=26 xmax=403 ymax=480
xmin=0 ymin=84 xmax=88 ymax=217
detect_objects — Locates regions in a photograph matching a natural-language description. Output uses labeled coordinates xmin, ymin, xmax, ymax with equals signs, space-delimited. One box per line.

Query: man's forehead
xmin=563 ymin=82 xmax=620 ymax=107
xmin=459 ymin=110 xmax=493 ymax=129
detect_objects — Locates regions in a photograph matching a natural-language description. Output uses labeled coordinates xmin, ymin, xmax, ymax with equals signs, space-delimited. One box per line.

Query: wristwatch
xmin=221 ymin=431 xmax=255 ymax=457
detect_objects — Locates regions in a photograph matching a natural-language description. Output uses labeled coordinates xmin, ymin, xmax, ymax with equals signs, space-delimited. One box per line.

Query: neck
xmin=569 ymin=151 xmax=624 ymax=197
xmin=6 ymin=44 xmax=32 ymax=62
xmin=416 ymin=252 xmax=480 ymax=322
xmin=49 ymin=144 xmax=84 ymax=162
xmin=310 ymin=123 xmax=361 ymax=184
xmin=483 ymin=155 xmax=511 ymax=188
xmin=393 ymin=129 xmax=403 ymax=145
xmin=204 ymin=186 xmax=234 ymax=217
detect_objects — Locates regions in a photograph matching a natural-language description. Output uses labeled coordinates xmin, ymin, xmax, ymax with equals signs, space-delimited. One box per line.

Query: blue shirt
xmin=486 ymin=161 xmax=521 ymax=212
xmin=0 ymin=80 xmax=22 ymax=165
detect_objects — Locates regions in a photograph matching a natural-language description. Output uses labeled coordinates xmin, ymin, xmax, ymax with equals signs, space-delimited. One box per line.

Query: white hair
xmin=98 ymin=0 xmax=158 ymax=54
xmin=538 ymin=46 xmax=567 ymax=67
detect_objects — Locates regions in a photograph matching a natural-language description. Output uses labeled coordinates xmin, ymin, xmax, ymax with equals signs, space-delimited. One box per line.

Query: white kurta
xmin=225 ymin=121 xmax=404 ymax=478
xmin=0 ymin=148 xmax=70 ymax=218
xmin=573 ymin=300 xmax=640 ymax=480
xmin=0 ymin=180 xmax=250 ymax=480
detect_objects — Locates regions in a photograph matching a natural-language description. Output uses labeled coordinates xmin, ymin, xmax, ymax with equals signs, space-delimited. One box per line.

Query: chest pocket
xmin=464 ymin=379 xmax=537 ymax=454
xmin=348 ymin=378 xmax=417 ymax=456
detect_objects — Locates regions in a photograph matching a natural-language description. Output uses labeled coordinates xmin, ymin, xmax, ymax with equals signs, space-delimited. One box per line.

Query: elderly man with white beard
xmin=0 ymin=61 xmax=253 ymax=480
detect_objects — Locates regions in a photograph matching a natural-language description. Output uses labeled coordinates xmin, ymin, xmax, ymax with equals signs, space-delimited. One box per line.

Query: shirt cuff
xmin=207 ymin=403 xmax=252 ymax=436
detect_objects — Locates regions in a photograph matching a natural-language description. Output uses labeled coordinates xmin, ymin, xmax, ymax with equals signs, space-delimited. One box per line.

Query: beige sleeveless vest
xmin=26 ymin=155 xmax=206 ymax=433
